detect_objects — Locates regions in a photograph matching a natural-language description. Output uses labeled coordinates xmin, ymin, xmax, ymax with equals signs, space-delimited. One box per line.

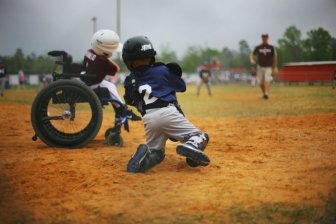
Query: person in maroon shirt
xmin=249 ymin=33 xmax=278 ymax=100
xmin=81 ymin=29 xmax=141 ymax=122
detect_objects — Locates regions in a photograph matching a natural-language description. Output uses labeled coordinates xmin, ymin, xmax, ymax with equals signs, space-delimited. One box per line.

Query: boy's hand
xmin=273 ymin=67 xmax=279 ymax=78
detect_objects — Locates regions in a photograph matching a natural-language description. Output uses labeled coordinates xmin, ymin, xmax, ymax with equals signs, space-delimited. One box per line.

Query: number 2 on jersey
xmin=138 ymin=84 xmax=158 ymax=104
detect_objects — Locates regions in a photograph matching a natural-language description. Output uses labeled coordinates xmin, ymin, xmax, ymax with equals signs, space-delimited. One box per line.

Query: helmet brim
xmin=115 ymin=43 xmax=123 ymax=53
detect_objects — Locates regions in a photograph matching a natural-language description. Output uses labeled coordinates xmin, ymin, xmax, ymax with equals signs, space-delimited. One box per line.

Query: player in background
xmin=0 ymin=60 xmax=7 ymax=96
xmin=80 ymin=29 xmax=141 ymax=127
xmin=122 ymin=36 xmax=210 ymax=173
xmin=18 ymin=69 xmax=26 ymax=89
xmin=196 ymin=62 xmax=212 ymax=96
xmin=249 ymin=33 xmax=278 ymax=100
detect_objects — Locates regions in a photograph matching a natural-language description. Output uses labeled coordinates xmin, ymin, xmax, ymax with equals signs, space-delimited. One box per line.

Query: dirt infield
xmin=0 ymin=102 xmax=335 ymax=223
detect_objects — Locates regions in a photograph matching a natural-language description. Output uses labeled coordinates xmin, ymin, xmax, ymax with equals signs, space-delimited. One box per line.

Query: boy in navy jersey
xmin=122 ymin=36 xmax=210 ymax=173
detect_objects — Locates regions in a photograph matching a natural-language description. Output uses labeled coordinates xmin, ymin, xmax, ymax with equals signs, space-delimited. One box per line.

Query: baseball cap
xmin=261 ymin=33 xmax=269 ymax=38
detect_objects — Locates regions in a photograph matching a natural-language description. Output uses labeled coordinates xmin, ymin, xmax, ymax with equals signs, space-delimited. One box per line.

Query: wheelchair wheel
xmin=104 ymin=127 xmax=120 ymax=139
xmin=106 ymin=131 xmax=123 ymax=147
xmin=31 ymin=80 xmax=103 ymax=148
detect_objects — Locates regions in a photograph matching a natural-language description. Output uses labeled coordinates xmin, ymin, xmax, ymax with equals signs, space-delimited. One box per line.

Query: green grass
xmin=178 ymin=83 xmax=336 ymax=118
xmin=1 ymin=83 xmax=335 ymax=118
xmin=0 ymin=86 xmax=38 ymax=105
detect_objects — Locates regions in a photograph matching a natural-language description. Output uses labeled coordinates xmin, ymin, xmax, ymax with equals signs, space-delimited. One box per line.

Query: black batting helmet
xmin=122 ymin=36 xmax=156 ymax=64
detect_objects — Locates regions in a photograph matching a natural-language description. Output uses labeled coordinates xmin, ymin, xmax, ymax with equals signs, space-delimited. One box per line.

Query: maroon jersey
xmin=253 ymin=44 xmax=276 ymax=67
xmin=82 ymin=49 xmax=118 ymax=85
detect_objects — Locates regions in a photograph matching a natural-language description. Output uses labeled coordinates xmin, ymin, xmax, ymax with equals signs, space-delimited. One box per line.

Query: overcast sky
xmin=0 ymin=0 xmax=335 ymax=61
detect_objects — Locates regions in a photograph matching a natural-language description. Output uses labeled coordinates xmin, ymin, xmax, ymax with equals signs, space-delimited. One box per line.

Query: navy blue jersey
xmin=124 ymin=63 xmax=186 ymax=113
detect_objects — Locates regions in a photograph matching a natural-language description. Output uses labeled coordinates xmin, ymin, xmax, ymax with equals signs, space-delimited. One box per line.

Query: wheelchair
xmin=31 ymin=50 xmax=129 ymax=148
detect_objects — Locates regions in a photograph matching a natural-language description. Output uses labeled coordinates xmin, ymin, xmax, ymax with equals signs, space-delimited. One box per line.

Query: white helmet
xmin=91 ymin=29 xmax=123 ymax=57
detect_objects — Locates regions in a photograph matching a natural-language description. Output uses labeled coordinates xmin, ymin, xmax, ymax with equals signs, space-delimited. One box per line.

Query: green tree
xmin=180 ymin=46 xmax=222 ymax=72
xmin=277 ymin=25 xmax=304 ymax=65
xmin=331 ymin=37 xmax=336 ymax=60
xmin=238 ymin=40 xmax=251 ymax=69
xmin=201 ymin=48 xmax=222 ymax=64
xmin=10 ymin=48 xmax=26 ymax=73
xmin=220 ymin=47 xmax=234 ymax=69
xmin=156 ymin=43 xmax=178 ymax=63
xmin=33 ymin=55 xmax=54 ymax=73
xmin=1 ymin=49 xmax=54 ymax=74
xmin=303 ymin=27 xmax=333 ymax=61
xmin=180 ymin=46 xmax=203 ymax=72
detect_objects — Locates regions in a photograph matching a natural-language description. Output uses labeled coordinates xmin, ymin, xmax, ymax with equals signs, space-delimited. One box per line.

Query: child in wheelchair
xmin=80 ymin=29 xmax=141 ymax=129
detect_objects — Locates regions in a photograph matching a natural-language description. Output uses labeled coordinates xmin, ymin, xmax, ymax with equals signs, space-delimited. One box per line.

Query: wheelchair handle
xmin=48 ymin=50 xmax=68 ymax=57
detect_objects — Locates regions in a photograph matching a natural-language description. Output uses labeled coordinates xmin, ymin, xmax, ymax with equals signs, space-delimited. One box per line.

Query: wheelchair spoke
xmin=41 ymin=115 xmax=64 ymax=122
xmin=31 ymin=68 xmax=103 ymax=148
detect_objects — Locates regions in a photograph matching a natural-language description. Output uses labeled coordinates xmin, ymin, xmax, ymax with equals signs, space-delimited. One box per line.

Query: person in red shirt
xmin=81 ymin=29 xmax=141 ymax=122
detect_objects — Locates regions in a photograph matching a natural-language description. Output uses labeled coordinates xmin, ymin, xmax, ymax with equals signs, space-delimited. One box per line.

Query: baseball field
xmin=0 ymin=84 xmax=335 ymax=224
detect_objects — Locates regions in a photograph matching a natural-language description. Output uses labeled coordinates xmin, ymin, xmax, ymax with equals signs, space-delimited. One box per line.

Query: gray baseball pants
xmin=142 ymin=104 xmax=201 ymax=152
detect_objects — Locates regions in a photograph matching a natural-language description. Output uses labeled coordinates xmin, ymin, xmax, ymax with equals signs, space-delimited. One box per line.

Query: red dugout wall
xmin=279 ymin=61 xmax=336 ymax=82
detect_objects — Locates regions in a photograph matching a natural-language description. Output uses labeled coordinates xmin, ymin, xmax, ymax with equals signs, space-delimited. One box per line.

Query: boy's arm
xmin=165 ymin=62 xmax=186 ymax=92
xmin=249 ymin=52 xmax=256 ymax=65
xmin=108 ymin=58 xmax=120 ymax=72
xmin=104 ymin=58 xmax=120 ymax=76
xmin=273 ymin=47 xmax=279 ymax=77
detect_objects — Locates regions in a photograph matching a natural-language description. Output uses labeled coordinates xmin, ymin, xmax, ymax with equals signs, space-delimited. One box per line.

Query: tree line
xmin=1 ymin=25 xmax=335 ymax=74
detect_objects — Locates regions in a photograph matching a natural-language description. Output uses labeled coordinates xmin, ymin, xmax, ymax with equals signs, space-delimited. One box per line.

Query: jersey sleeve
xmin=124 ymin=74 xmax=143 ymax=106
xmin=104 ymin=58 xmax=119 ymax=76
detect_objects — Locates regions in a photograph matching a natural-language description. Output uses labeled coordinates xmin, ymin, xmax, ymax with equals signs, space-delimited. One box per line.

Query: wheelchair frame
xmin=31 ymin=51 xmax=129 ymax=148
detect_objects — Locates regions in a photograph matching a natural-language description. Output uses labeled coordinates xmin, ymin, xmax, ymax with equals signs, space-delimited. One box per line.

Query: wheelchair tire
xmin=31 ymin=80 xmax=103 ymax=148
xmin=106 ymin=132 xmax=123 ymax=147
xmin=104 ymin=127 xmax=120 ymax=139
